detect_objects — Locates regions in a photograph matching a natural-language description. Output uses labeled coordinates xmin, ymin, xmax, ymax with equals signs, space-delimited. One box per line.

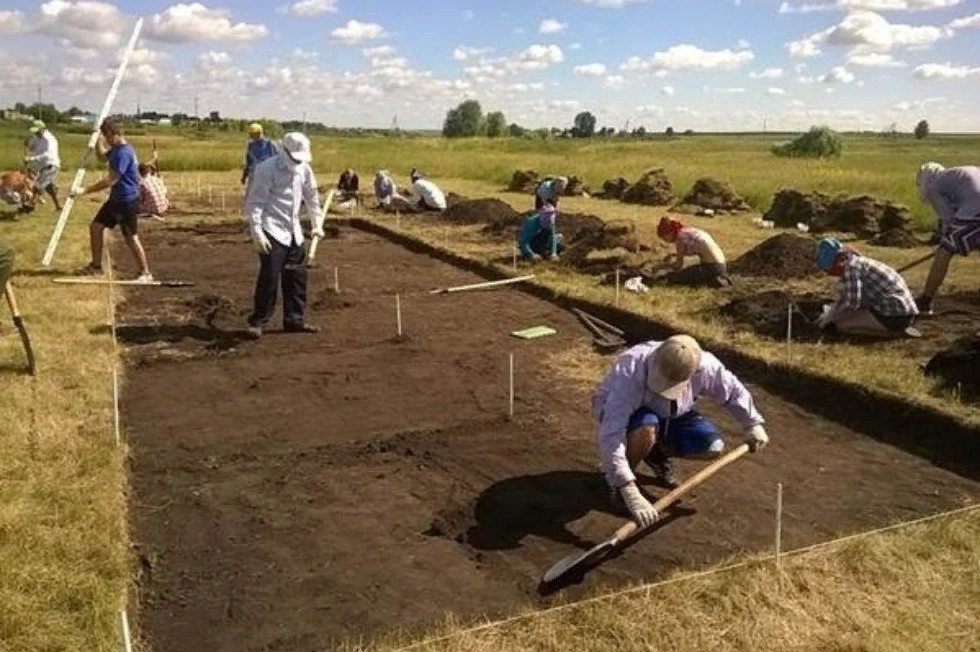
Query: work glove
xmin=311 ymin=225 xmax=326 ymax=239
xmin=68 ymin=188 xmax=83 ymax=199
xmin=744 ymin=424 xmax=769 ymax=452
xmin=816 ymin=309 xmax=834 ymax=330
xmin=620 ymin=482 xmax=659 ymax=529
xmin=252 ymin=231 xmax=272 ymax=255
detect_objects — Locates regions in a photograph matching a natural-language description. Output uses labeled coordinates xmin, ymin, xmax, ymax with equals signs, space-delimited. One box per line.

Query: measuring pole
xmin=42 ymin=18 xmax=144 ymax=267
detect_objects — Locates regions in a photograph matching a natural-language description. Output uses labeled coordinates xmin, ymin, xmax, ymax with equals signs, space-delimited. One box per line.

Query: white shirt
xmin=26 ymin=131 xmax=60 ymax=169
xmin=245 ymin=154 xmax=323 ymax=247
xmin=411 ymin=179 xmax=446 ymax=210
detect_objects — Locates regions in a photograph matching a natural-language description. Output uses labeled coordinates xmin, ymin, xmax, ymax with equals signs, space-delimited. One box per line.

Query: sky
xmin=0 ymin=0 xmax=978 ymax=132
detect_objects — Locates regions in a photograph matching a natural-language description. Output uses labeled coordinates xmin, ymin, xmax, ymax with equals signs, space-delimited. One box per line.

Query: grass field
xmin=1 ymin=124 xmax=978 ymax=652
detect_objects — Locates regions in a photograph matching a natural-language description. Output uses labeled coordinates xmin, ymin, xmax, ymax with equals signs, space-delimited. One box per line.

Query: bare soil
xmin=118 ymin=221 xmax=978 ymax=652
xmin=729 ymin=233 xmax=821 ymax=279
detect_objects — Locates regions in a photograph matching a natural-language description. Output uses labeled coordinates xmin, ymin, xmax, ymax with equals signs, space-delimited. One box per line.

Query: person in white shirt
xmin=244 ymin=132 xmax=324 ymax=339
xmin=24 ymin=120 xmax=62 ymax=210
xmin=407 ymin=169 xmax=447 ymax=212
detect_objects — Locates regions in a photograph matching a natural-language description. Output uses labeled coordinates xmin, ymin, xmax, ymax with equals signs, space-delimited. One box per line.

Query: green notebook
xmin=511 ymin=326 xmax=557 ymax=340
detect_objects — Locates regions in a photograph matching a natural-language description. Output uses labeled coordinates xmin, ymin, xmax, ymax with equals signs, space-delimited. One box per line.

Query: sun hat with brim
xmin=816 ymin=236 xmax=843 ymax=272
xmin=647 ymin=335 xmax=702 ymax=401
xmin=29 ymin=119 xmax=46 ymax=133
xmin=282 ymin=132 xmax=312 ymax=163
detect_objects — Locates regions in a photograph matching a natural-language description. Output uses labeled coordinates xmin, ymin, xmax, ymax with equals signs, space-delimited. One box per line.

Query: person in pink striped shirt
xmin=655 ymin=217 xmax=732 ymax=287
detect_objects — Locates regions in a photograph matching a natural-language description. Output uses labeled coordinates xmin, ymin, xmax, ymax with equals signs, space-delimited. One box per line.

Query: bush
xmin=772 ymin=125 xmax=842 ymax=159
xmin=914 ymin=120 xmax=929 ymax=140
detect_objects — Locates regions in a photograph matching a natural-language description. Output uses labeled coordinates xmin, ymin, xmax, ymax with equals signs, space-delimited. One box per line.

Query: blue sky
xmin=0 ymin=0 xmax=977 ymax=131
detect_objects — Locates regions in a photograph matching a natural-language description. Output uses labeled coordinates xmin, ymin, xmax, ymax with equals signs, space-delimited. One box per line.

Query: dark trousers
xmin=248 ymin=234 xmax=308 ymax=329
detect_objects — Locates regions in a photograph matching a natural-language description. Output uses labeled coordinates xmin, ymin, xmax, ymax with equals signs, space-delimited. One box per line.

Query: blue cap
xmin=816 ymin=237 xmax=842 ymax=271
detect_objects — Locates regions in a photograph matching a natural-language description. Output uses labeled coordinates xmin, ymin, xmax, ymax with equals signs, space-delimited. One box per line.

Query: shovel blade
xmin=13 ymin=316 xmax=36 ymax=375
xmin=542 ymin=539 xmax=616 ymax=584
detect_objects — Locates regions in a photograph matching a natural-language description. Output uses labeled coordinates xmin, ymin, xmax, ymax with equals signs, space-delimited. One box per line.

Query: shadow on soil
xmin=91 ymin=323 xmax=249 ymax=349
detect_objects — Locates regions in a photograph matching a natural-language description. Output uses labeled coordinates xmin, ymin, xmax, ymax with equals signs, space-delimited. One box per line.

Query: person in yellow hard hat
xmin=241 ymin=122 xmax=279 ymax=188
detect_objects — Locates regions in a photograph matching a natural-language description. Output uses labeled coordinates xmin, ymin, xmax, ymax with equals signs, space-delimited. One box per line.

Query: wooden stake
xmin=333 ymin=267 xmax=340 ymax=294
xmin=775 ymin=482 xmax=784 ymax=572
xmin=615 ymin=269 xmax=621 ymax=306
xmin=196 ymin=175 xmax=201 ymax=196
xmin=120 ymin=610 xmax=134 ymax=652
xmin=208 ymin=185 xmax=213 ymax=205
xmin=221 ymin=190 xmax=226 ymax=212
xmin=508 ymin=353 xmax=514 ymax=419
xmin=430 ymin=275 xmax=536 ymax=295
xmin=396 ymin=294 xmax=402 ymax=337
xmin=512 ymin=244 xmax=518 ymax=270
xmin=786 ymin=303 xmax=793 ymax=347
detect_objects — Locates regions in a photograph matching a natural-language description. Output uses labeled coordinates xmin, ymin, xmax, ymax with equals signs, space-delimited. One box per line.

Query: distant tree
xmin=634 ymin=125 xmax=647 ymax=138
xmin=683 ymin=129 xmax=694 ymax=135
xmin=571 ymin=111 xmax=597 ymax=138
xmin=914 ymin=119 xmax=930 ymax=140
xmin=534 ymin=127 xmax=551 ymax=140
xmin=665 ymin=126 xmax=675 ymax=137
xmin=171 ymin=113 xmax=188 ymax=126
xmin=772 ymin=125 xmax=842 ymax=158
xmin=486 ymin=111 xmax=507 ymax=138
xmin=508 ymin=122 xmax=527 ymax=137
xmin=442 ymin=100 xmax=485 ymax=138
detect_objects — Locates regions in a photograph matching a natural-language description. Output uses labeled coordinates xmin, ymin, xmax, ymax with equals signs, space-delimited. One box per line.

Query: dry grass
xmin=355 ymin=509 xmax=980 ymax=652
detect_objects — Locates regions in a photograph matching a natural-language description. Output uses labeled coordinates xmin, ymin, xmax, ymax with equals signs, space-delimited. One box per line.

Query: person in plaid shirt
xmin=138 ymin=162 xmax=169 ymax=218
xmin=656 ymin=217 xmax=732 ymax=287
xmin=815 ymin=237 xmax=919 ymax=338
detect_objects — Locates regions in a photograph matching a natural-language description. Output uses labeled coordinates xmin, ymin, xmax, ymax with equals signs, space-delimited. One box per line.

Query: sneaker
xmin=244 ymin=325 xmax=263 ymax=340
xmin=134 ymin=272 xmax=155 ymax=284
xmin=77 ymin=263 xmax=103 ymax=276
xmin=283 ymin=323 xmax=321 ymax=334
xmin=645 ymin=446 xmax=679 ymax=489
xmin=915 ymin=295 xmax=934 ymax=316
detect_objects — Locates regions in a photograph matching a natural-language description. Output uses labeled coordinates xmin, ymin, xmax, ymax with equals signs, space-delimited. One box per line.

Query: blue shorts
xmin=627 ymin=408 xmax=724 ymax=457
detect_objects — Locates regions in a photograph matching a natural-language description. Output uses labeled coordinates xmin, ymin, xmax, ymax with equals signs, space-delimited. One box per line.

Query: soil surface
xmin=674 ymin=177 xmax=750 ymax=214
xmin=764 ymin=189 xmax=912 ymax=237
xmin=729 ymin=233 xmax=821 ymax=279
xmin=925 ymin=331 xmax=980 ymax=403
xmin=119 ymin=221 xmax=978 ymax=652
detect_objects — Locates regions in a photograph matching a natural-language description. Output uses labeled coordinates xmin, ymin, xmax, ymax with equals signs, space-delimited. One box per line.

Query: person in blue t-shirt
xmin=241 ymin=123 xmax=279 ymax=188
xmin=518 ymin=202 xmax=562 ymax=261
xmin=69 ymin=118 xmax=153 ymax=282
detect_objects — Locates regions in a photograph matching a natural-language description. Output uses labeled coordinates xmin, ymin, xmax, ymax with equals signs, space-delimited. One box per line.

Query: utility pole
xmin=37 ymin=84 xmax=42 ymax=122
xmin=194 ymin=95 xmax=199 ymax=119
xmin=302 ymin=110 xmax=307 ymax=134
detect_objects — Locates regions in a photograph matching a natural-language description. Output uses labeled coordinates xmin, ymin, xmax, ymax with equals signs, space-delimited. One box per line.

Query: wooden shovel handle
xmin=612 ymin=443 xmax=752 ymax=544
xmin=4 ymin=282 xmax=21 ymax=318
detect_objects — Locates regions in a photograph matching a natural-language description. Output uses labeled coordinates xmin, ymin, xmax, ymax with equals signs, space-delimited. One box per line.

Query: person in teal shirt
xmin=519 ymin=203 xmax=561 ymax=261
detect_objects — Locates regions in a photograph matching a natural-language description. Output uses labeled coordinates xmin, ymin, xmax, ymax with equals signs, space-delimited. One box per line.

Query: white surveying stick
xmin=42 ymin=18 xmax=144 ymax=267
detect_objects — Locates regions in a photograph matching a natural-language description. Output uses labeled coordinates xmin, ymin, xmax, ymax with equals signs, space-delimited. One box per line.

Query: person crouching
xmin=518 ymin=203 xmax=562 ymax=261
xmin=656 ymin=217 xmax=731 ymax=287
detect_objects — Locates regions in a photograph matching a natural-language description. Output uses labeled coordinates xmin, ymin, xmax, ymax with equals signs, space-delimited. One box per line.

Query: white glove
xmin=252 ymin=231 xmax=272 ymax=255
xmin=68 ymin=188 xmax=83 ymax=199
xmin=620 ymin=482 xmax=659 ymax=528
xmin=311 ymin=226 xmax=325 ymax=239
xmin=744 ymin=424 xmax=769 ymax=452
xmin=816 ymin=304 xmax=835 ymax=330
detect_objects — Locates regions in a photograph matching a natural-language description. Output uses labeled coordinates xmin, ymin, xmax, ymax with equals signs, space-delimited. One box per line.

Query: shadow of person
xmin=89 ymin=323 xmax=250 ymax=348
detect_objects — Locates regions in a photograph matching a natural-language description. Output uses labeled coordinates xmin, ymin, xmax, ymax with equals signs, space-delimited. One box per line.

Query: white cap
xmin=647 ymin=335 xmax=703 ymax=401
xmin=282 ymin=132 xmax=312 ymax=163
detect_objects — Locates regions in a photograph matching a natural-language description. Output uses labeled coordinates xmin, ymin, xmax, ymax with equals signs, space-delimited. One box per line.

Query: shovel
xmin=4 ymin=282 xmax=36 ymax=375
xmin=542 ymin=443 xmax=750 ymax=584
xmin=307 ymin=189 xmax=335 ymax=268
xmin=897 ymin=251 xmax=936 ymax=274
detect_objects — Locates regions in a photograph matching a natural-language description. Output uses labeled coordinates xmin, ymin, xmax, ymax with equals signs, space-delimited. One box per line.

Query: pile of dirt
xmin=870 ymin=228 xmax=921 ymax=249
xmin=674 ymin=177 xmax=750 ymax=214
xmin=561 ymin=213 xmax=639 ymax=272
xmin=719 ymin=290 xmax=828 ymax=340
xmin=184 ymin=293 xmax=241 ymax=328
xmin=730 ymin=233 xmax=820 ymax=279
xmin=621 ymin=168 xmax=675 ymax=206
xmin=507 ymin=169 xmax=539 ymax=193
xmin=564 ymin=175 xmax=588 ymax=196
xmin=444 ymin=198 xmax=521 ymax=226
xmin=764 ymin=189 xmax=913 ymax=237
xmin=600 ymin=177 xmax=630 ymax=200
xmin=445 ymin=192 xmax=469 ymax=208
xmin=924 ymin=333 xmax=980 ymax=403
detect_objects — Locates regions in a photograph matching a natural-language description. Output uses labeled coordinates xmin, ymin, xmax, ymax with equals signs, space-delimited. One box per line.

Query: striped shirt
xmin=837 ymin=254 xmax=918 ymax=317
xmin=139 ymin=175 xmax=169 ymax=215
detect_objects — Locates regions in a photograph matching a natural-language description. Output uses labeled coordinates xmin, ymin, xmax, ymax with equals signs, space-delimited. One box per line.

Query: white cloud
xmin=767 ymin=87 xmax=787 ymax=95
xmin=635 ymin=104 xmax=664 ymax=115
xmin=570 ymin=42 xmax=583 ymax=50
xmin=622 ymin=44 xmax=754 ymax=73
xmin=452 ymin=46 xmax=490 ymax=61
xmin=736 ymin=39 xmax=751 ymax=49
xmin=893 ymin=96 xmax=945 ymax=110
xmin=516 ymin=44 xmax=564 ymax=69
xmin=510 ymin=82 xmax=545 ymax=92
xmin=713 ymin=87 xmax=748 ymax=93
xmin=291 ymin=47 xmax=319 ymax=60
xmin=662 ymin=85 xmax=675 ymax=95
xmin=780 ymin=0 xmax=961 ymax=12
xmin=822 ymin=65 xmax=856 ymax=82
xmin=126 ymin=46 xmax=166 ymax=65
xmin=787 ymin=11 xmax=952 ymax=59
xmin=199 ymin=50 xmax=232 ymax=66
xmin=329 ymin=19 xmax=387 ymax=44
xmin=147 ymin=4 xmax=267 ymax=43
xmin=948 ymin=12 xmax=980 ymax=29
xmin=575 ymin=62 xmax=607 ymax=76
xmin=847 ymin=52 xmax=906 ymax=66
xmin=288 ymin=0 xmax=338 ymax=16
xmin=549 ymin=99 xmax=580 ymax=110
xmin=539 ymin=18 xmax=567 ymax=34
xmin=913 ymin=62 xmax=980 ymax=79
xmin=364 ymin=45 xmax=395 ymax=57
xmin=39 ymin=1 xmax=130 ymax=50
xmin=605 ymin=75 xmax=625 ymax=88
xmin=750 ymin=67 xmax=785 ymax=79
xmin=0 ymin=10 xmax=26 ymax=34
xmin=462 ymin=44 xmax=563 ymax=82
xmin=462 ymin=10 xmax=475 ymax=21
xmin=567 ymin=0 xmax=652 ymax=6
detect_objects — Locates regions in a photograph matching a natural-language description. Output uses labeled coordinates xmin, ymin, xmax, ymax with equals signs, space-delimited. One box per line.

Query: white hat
xmin=282 ymin=132 xmax=312 ymax=163
xmin=647 ymin=335 xmax=703 ymax=401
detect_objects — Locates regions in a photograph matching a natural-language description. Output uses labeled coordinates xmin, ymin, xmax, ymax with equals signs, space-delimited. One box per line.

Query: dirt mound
xmin=600 ymin=177 xmax=630 ymax=200
xmin=507 ymin=169 xmax=539 ymax=193
xmin=675 ymin=177 xmax=750 ymax=213
xmin=565 ymin=176 xmax=588 ymax=196
xmin=870 ymin=228 xmax=921 ymax=248
xmin=719 ymin=290 xmax=829 ymax=340
xmin=561 ymin=213 xmax=639 ymax=273
xmin=621 ymin=168 xmax=674 ymax=206
xmin=730 ymin=233 xmax=820 ymax=279
xmin=924 ymin=333 xmax=980 ymax=403
xmin=184 ymin=293 xmax=241 ymax=327
xmin=444 ymin=199 xmax=520 ymax=226
xmin=765 ymin=189 xmax=912 ymax=237
xmin=445 ymin=192 xmax=469 ymax=208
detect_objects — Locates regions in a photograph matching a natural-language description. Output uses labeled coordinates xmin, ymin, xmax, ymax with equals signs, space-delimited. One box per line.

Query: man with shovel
xmin=593 ymin=334 xmax=769 ymax=528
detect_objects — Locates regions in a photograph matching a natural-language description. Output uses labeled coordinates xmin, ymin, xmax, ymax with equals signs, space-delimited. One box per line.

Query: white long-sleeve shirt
xmin=26 ymin=131 xmax=60 ymax=169
xmin=410 ymin=179 xmax=447 ymax=210
xmin=245 ymin=153 xmax=323 ymax=247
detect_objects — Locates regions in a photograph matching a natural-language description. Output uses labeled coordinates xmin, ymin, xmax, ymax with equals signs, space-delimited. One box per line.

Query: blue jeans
xmin=627 ymin=408 xmax=724 ymax=458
